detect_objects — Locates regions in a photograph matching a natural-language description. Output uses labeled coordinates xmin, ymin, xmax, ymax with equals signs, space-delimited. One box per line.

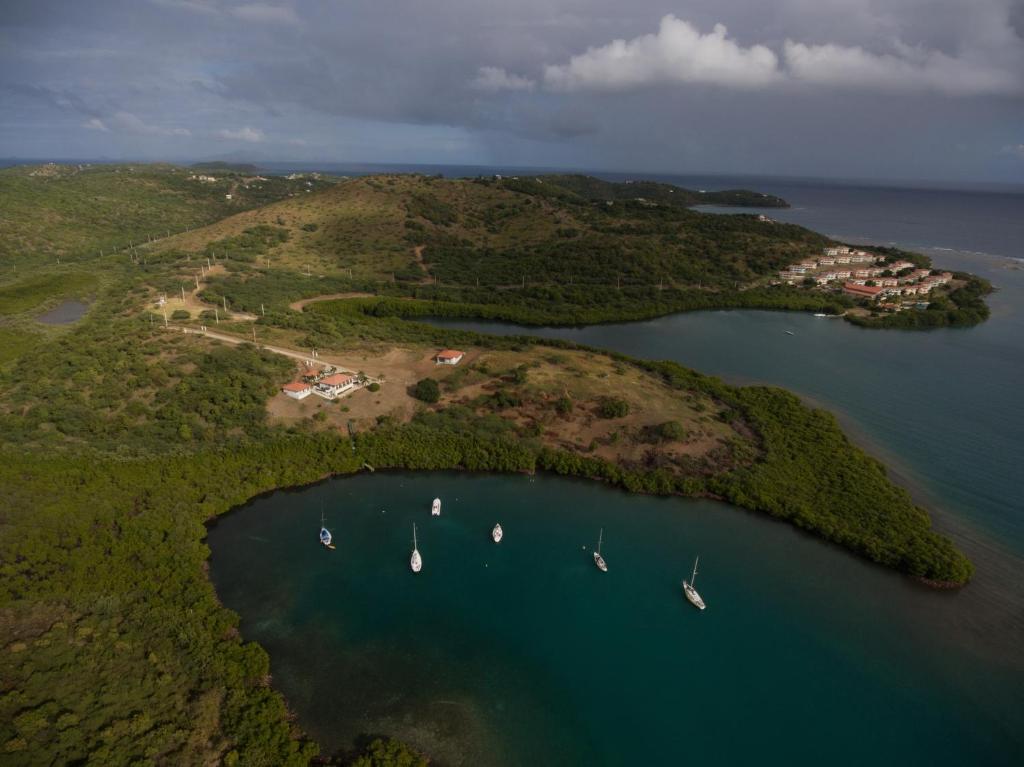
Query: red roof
xmin=282 ymin=382 xmax=310 ymax=392
xmin=436 ymin=349 xmax=464 ymax=359
xmin=320 ymin=373 xmax=353 ymax=386
xmin=843 ymin=282 xmax=882 ymax=296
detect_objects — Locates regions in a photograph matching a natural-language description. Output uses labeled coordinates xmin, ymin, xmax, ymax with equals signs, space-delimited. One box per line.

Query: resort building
xmin=282 ymin=382 xmax=312 ymax=400
xmin=843 ymin=282 xmax=883 ymax=301
xmin=435 ymin=350 xmax=465 ymax=366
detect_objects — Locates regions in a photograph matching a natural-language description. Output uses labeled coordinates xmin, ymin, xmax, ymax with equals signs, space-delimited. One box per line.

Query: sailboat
xmin=319 ymin=510 xmax=335 ymax=550
xmin=431 ymin=497 xmax=441 ymax=516
xmin=593 ymin=528 xmax=608 ymax=572
xmin=410 ymin=523 xmax=422 ymax=573
xmin=492 ymin=523 xmax=503 ymax=543
xmin=683 ymin=556 xmax=706 ymax=610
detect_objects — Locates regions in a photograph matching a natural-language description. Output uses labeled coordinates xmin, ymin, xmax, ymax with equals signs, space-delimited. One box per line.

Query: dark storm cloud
xmin=0 ymin=0 xmax=1022 ymax=181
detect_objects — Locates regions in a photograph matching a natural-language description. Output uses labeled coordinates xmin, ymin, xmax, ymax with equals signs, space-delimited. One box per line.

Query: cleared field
xmin=268 ymin=343 xmax=746 ymax=475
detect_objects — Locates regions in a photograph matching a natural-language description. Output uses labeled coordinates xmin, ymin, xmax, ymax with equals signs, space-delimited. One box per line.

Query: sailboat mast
xmin=691 ymin=556 xmax=699 ymax=585
xmin=413 ymin=523 xmax=417 ymax=549
xmin=597 ymin=527 xmax=603 ymax=555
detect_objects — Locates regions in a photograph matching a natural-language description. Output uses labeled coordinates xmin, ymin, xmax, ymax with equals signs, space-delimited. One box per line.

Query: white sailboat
xmin=431 ymin=497 xmax=441 ymax=516
xmin=593 ymin=528 xmax=608 ymax=572
xmin=319 ymin=510 xmax=335 ymax=550
xmin=410 ymin=523 xmax=422 ymax=573
xmin=683 ymin=556 xmax=706 ymax=610
xmin=492 ymin=523 xmax=503 ymax=543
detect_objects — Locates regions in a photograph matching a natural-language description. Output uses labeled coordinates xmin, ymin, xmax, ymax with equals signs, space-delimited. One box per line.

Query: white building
xmin=315 ymin=373 xmax=356 ymax=399
xmin=434 ymin=349 xmax=465 ymax=366
xmin=282 ymin=382 xmax=312 ymax=400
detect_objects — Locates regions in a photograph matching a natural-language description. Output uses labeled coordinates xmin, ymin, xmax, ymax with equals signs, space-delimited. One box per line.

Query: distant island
xmin=0 ymin=162 xmax=978 ymax=766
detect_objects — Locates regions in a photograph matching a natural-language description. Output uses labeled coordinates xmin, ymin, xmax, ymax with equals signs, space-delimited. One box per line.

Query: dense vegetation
xmin=484 ymin=173 xmax=789 ymax=208
xmin=0 ymin=163 xmax=334 ymax=268
xmin=0 ymin=164 xmax=979 ymax=766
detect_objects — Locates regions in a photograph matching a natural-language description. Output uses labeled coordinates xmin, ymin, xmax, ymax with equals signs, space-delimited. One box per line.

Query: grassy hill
xmin=149 ymin=173 xmax=838 ymax=322
xmin=0 ymin=163 xmax=336 ymax=269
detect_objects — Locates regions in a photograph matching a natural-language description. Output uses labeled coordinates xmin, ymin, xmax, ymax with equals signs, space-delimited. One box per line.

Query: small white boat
xmin=319 ymin=510 xmax=335 ymax=550
xmin=410 ymin=523 xmax=422 ymax=573
xmin=593 ymin=528 xmax=608 ymax=572
xmin=785 ymin=330 xmax=795 ymax=336
xmin=492 ymin=523 xmax=503 ymax=543
xmin=683 ymin=556 xmax=706 ymax=610
xmin=431 ymin=497 xmax=441 ymax=516
xmin=813 ymin=313 xmax=829 ymax=317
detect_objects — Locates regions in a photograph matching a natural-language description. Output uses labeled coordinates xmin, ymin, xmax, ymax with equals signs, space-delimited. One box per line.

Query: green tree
xmin=410 ymin=378 xmax=440 ymax=404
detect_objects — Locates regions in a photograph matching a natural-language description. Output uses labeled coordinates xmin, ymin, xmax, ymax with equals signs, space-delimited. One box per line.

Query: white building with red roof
xmin=434 ymin=349 xmax=465 ymax=366
xmin=315 ymin=373 xmax=356 ymax=399
xmin=282 ymin=381 xmax=312 ymax=400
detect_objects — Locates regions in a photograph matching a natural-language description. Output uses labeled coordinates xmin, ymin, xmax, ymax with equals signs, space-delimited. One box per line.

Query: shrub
xmin=554 ymin=395 xmax=573 ymax=416
xmin=367 ymin=382 xmax=381 ymax=393
xmin=171 ymin=309 xmax=190 ymax=320
xmin=597 ymin=397 xmax=630 ymax=419
xmin=410 ymin=378 xmax=440 ymax=403
xmin=658 ymin=421 xmax=688 ymax=441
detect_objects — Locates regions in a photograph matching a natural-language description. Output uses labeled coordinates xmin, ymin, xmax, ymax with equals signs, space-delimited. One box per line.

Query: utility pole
xmin=252 ymin=326 xmax=257 ymax=344
xmin=195 ymin=274 xmax=200 ymax=290
xmin=206 ymin=257 xmax=211 ymax=269
xmin=181 ymin=285 xmax=185 ymax=301
xmin=261 ymin=303 xmax=265 ymax=317
xmin=215 ymin=308 xmax=219 ymax=324
xmin=222 ymin=296 xmax=227 ymax=312
xmin=163 ymin=310 xmax=168 ymax=328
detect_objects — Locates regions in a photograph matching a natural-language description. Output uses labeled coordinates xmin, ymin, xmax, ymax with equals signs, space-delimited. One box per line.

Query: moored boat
xmin=319 ymin=510 xmax=335 ymax=550
xmin=410 ymin=523 xmax=422 ymax=573
xmin=492 ymin=523 xmax=503 ymax=543
xmin=683 ymin=556 xmax=706 ymax=610
xmin=593 ymin=528 xmax=608 ymax=572
xmin=431 ymin=497 xmax=441 ymax=516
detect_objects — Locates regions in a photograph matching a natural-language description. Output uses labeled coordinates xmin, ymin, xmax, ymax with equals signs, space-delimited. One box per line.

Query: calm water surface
xmin=35 ymin=299 xmax=88 ymax=324
xmin=208 ymin=182 xmax=1024 ymax=765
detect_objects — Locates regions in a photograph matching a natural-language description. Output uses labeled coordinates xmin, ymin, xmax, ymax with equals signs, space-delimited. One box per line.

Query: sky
xmin=1 ymin=0 xmax=1023 ymax=183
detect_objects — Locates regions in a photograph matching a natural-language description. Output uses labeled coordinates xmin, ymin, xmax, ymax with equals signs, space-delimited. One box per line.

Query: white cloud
xmin=472 ymin=66 xmax=536 ymax=93
xmin=93 ymin=111 xmax=191 ymax=136
xmin=230 ymin=3 xmax=301 ymax=27
xmin=784 ymin=39 xmax=1023 ymax=96
xmin=149 ymin=0 xmax=220 ymax=15
xmin=542 ymin=15 xmax=781 ymax=91
xmin=494 ymin=14 xmax=1023 ymax=97
xmin=285 ymin=137 xmax=308 ymax=146
xmin=217 ymin=126 xmax=266 ymax=142
xmin=1002 ymin=144 xmax=1024 ymax=159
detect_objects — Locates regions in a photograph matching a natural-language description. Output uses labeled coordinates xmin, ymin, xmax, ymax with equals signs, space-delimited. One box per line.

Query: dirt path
xmin=172 ymin=325 xmax=359 ymax=374
xmin=288 ymin=292 xmax=375 ymax=312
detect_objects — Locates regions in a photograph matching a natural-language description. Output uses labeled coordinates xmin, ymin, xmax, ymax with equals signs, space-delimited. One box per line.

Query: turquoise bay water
xmin=208 ymin=184 xmax=1024 ymax=764
xmin=208 ymin=473 xmax=1020 ymax=766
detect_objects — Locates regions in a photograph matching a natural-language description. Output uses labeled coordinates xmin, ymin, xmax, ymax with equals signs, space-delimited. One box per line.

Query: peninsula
xmin=0 ymin=163 xmax=977 ymax=765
